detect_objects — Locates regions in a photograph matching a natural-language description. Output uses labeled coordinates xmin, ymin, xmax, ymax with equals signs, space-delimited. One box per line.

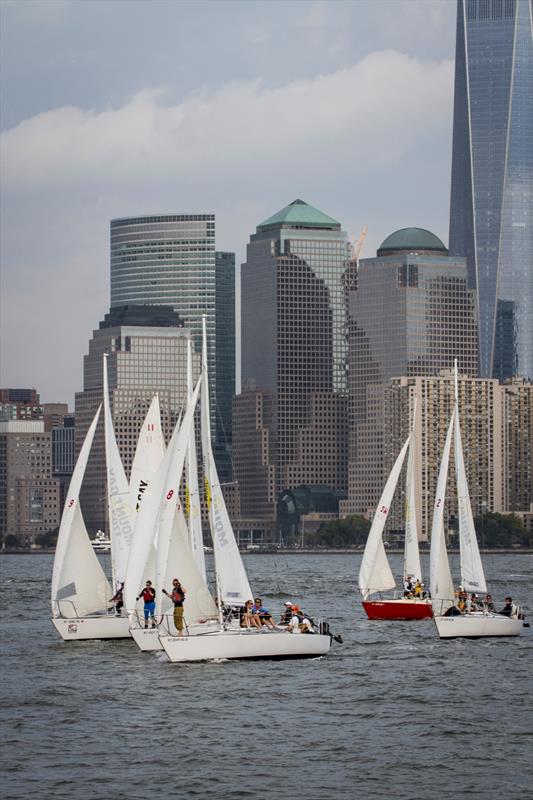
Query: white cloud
xmin=2 ymin=50 xmax=453 ymax=191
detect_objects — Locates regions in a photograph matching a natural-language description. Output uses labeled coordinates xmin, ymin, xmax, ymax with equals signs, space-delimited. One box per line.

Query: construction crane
xmin=349 ymin=224 xmax=368 ymax=264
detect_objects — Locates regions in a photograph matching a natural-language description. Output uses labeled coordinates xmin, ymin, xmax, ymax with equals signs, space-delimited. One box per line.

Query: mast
xmin=186 ymin=339 xmax=207 ymax=581
xmin=403 ymin=396 xmax=421 ymax=583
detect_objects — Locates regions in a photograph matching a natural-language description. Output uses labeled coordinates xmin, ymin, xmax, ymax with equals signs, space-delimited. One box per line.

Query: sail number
xmin=166 ymin=489 xmax=174 ymax=501
xmin=68 ymin=499 xmax=75 ymax=508
xmin=379 ymin=505 xmax=389 ymax=515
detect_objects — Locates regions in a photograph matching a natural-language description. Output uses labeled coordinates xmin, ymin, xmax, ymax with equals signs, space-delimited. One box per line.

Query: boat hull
xmin=52 ymin=616 xmax=131 ymax=641
xmin=160 ymin=630 xmax=331 ymax=662
xmin=362 ymin=598 xmax=433 ymax=620
xmin=130 ymin=619 xmax=223 ymax=651
xmin=435 ymin=613 xmax=523 ymax=639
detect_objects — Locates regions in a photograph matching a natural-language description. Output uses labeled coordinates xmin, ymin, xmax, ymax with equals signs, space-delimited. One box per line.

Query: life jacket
xmin=172 ymin=588 xmax=185 ymax=604
xmin=141 ymin=587 xmax=155 ymax=602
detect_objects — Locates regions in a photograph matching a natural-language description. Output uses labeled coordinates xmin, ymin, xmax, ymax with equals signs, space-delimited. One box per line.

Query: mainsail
xmin=51 ymin=407 xmax=111 ymax=618
xmin=454 ymin=379 xmax=487 ymax=594
xmin=103 ymin=354 xmax=134 ymax=585
xmin=201 ymin=317 xmax=252 ymax=606
xmin=358 ymin=435 xmax=410 ymax=599
xmin=429 ymin=409 xmax=456 ymax=615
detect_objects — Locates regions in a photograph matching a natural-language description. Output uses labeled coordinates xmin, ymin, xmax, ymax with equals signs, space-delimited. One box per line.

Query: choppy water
xmin=0 ymin=552 xmax=532 ymax=800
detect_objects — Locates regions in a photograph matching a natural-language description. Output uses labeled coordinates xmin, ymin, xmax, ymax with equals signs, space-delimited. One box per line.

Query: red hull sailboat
xmin=362 ymin=598 xmax=432 ymax=621
xmin=359 ymin=399 xmax=432 ymax=621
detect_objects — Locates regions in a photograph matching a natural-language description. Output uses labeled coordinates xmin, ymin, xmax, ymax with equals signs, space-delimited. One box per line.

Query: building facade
xmin=109 ymin=214 xmax=217 ymax=430
xmin=237 ymin=199 xmax=350 ymax=520
xmin=382 ymin=373 xmax=532 ymax=539
xmin=342 ymin=228 xmax=479 ymax=517
xmin=74 ymin=305 xmax=198 ymax=534
xmin=0 ymin=421 xmax=60 ymax=545
xmin=449 ymin=0 xmax=533 ymax=380
xmin=214 ymin=251 xmax=236 ymax=483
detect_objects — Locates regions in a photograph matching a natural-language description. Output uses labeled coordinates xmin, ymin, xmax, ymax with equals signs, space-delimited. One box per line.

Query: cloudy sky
xmin=1 ymin=0 xmax=457 ymax=406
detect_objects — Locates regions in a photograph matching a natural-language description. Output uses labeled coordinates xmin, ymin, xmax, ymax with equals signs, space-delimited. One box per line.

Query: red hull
xmin=362 ymin=599 xmax=433 ymax=621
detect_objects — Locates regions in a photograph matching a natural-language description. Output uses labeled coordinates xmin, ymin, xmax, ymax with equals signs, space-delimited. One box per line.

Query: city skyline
xmin=1 ymin=0 xmax=457 ymax=404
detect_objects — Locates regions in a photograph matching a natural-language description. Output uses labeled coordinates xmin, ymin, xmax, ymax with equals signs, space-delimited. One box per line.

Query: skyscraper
xmin=110 ymin=214 xmax=216 ymax=418
xmin=449 ymin=0 xmax=533 ymax=380
xmin=214 ymin=251 xmax=236 ymax=483
xmin=237 ymin=199 xmax=350 ymax=519
xmin=74 ymin=305 xmax=198 ymax=533
xmin=342 ymin=227 xmax=479 ymax=517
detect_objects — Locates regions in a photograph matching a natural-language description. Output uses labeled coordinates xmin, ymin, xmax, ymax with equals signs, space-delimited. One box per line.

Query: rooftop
xmin=377 ymin=228 xmax=448 ymax=256
xmin=257 ymin=199 xmax=340 ymax=231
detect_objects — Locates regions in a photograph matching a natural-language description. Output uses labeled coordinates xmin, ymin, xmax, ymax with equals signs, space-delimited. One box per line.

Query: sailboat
xmin=51 ymin=407 xmax=131 ymax=640
xmin=359 ymin=401 xmax=432 ymax=620
xmin=430 ymin=364 xmax=523 ymax=639
xmin=126 ymin=378 xmax=219 ymax=652
xmin=159 ymin=318 xmax=334 ymax=662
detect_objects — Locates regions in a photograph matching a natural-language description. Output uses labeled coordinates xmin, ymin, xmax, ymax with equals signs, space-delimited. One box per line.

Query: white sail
xmin=403 ymin=400 xmax=422 ymax=583
xmin=161 ymin=507 xmax=217 ymax=625
xmin=454 ymin=394 xmax=487 ymax=594
xmin=186 ymin=340 xmax=207 ymax=581
xmin=154 ymin=376 xmax=203 ymax=616
xmin=429 ymin=409 xmax=456 ymax=615
xmin=129 ymin=394 xmax=165 ymax=514
xmin=103 ymin=354 xmax=134 ymax=585
xmin=201 ymin=317 xmax=252 ymax=606
xmin=124 ymin=408 xmax=184 ymax=615
xmin=358 ymin=435 xmax=410 ymax=599
xmin=51 ymin=407 xmax=112 ymax=618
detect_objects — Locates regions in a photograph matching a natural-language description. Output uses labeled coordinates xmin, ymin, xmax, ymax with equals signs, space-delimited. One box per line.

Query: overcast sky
xmin=1 ymin=0 xmax=457 ymax=406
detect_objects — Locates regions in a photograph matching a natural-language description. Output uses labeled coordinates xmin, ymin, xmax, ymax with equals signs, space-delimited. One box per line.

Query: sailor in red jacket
xmin=136 ymin=580 xmax=156 ymax=628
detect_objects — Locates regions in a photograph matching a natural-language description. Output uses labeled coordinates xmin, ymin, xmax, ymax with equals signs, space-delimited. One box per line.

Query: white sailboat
xmin=159 ymin=318 xmax=333 ymax=662
xmin=359 ymin=401 xmax=432 ymax=620
xmin=128 ymin=378 xmax=219 ymax=652
xmin=51 ymin=407 xmax=130 ymax=640
xmin=430 ymin=364 xmax=523 ymax=639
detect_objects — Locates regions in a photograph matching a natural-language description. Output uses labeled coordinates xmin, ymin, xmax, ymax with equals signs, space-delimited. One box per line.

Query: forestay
xmin=358 ymin=434 xmax=411 ymax=600
xmin=429 ymin=409 xmax=455 ymax=615
xmin=51 ymin=407 xmax=111 ymax=618
xmin=201 ymin=319 xmax=252 ymax=606
xmin=103 ymin=355 xmax=134 ymax=585
xmin=454 ymin=406 xmax=487 ymax=594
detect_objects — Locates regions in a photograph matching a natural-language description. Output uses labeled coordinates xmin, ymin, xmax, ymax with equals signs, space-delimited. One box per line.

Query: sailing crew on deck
xmin=483 ymin=594 xmax=495 ymax=612
xmin=136 ymin=580 xmax=156 ymax=629
xmin=242 ymin=600 xmax=262 ymax=630
xmin=162 ymin=579 xmax=186 ymax=635
xmin=413 ymin=580 xmax=423 ymax=598
xmin=403 ymin=576 xmax=413 ymax=597
xmin=109 ymin=582 xmax=124 ymax=616
xmin=498 ymin=597 xmax=514 ymax=617
xmin=252 ymin=598 xmax=277 ymax=630
xmin=280 ymin=602 xmax=293 ymax=625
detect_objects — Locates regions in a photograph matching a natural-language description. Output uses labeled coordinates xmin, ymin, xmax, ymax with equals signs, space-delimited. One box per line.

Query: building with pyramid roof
xmin=234 ymin=200 xmax=350 ymax=527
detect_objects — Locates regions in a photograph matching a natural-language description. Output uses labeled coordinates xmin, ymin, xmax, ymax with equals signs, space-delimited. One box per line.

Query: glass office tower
xmin=449 ymin=0 xmax=533 ymax=380
xmin=110 ymin=214 xmax=216 ymax=398
xmin=238 ymin=199 xmax=350 ymax=513
xmin=214 ymin=252 xmax=236 ymax=483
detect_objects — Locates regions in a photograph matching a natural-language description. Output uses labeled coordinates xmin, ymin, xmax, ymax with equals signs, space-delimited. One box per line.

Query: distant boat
xmin=359 ymin=399 xmax=432 ymax=621
xmin=91 ymin=530 xmax=111 ymax=553
xmin=430 ymin=362 xmax=524 ymax=639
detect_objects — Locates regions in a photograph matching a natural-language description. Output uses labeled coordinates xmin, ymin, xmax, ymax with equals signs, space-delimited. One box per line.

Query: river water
xmin=1 ymin=552 xmax=531 ymax=800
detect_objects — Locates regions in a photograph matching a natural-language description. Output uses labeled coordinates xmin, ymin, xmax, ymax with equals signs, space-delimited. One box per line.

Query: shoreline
xmin=1 ymin=547 xmax=532 ymax=556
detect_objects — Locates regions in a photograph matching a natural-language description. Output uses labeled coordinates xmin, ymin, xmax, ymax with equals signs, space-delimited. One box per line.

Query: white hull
xmin=160 ymin=629 xmax=331 ymax=662
xmin=130 ymin=619 xmax=223 ymax=651
xmin=52 ymin=615 xmax=131 ymax=641
xmin=435 ymin=613 xmax=523 ymax=639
